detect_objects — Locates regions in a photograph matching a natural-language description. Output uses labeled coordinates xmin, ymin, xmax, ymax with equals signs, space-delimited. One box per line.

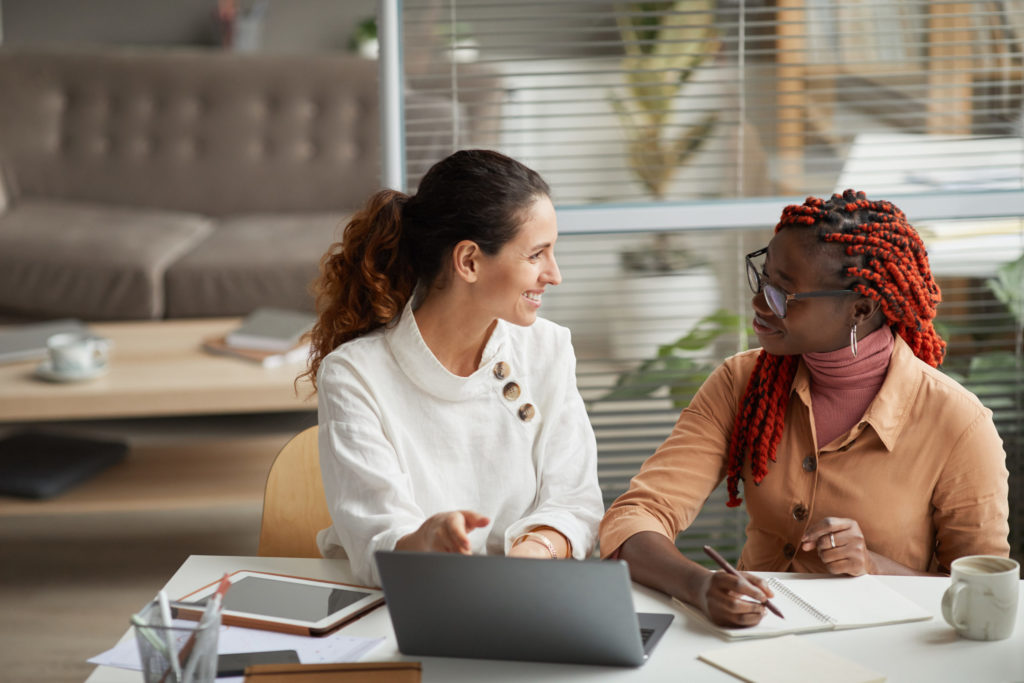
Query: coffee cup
xmin=46 ymin=332 xmax=111 ymax=375
xmin=941 ymin=555 xmax=1019 ymax=641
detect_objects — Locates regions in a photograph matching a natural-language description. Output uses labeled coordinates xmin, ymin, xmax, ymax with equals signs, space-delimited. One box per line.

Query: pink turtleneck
xmin=803 ymin=325 xmax=895 ymax=449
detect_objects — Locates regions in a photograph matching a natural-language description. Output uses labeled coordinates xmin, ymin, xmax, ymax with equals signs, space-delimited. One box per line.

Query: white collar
xmin=385 ymin=297 xmax=509 ymax=401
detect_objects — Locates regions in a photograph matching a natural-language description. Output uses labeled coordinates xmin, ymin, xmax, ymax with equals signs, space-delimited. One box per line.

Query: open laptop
xmin=375 ymin=550 xmax=674 ymax=667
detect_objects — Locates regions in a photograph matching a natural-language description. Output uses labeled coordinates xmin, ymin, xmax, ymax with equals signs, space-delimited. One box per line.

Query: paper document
xmin=699 ymin=634 xmax=886 ymax=683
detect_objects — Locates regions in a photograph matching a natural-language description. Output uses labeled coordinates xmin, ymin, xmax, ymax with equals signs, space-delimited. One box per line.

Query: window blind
xmin=396 ymin=0 xmax=1024 ymax=564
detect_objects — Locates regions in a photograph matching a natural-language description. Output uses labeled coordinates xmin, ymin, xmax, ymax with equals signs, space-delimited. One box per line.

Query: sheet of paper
xmin=88 ymin=618 xmax=384 ymax=674
xmin=698 ymin=634 xmax=886 ymax=683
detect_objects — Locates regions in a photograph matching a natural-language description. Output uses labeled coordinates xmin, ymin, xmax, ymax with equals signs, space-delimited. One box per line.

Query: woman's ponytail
xmin=301 ymin=189 xmax=416 ymax=389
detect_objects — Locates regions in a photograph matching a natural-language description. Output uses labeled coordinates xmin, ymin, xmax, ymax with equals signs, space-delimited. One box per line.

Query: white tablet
xmin=178 ymin=570 xmax=385 ymax=636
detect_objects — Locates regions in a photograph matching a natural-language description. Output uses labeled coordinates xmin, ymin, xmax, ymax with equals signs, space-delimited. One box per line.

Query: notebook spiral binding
xmin=767 ymin=577 xmax=836 ymax=625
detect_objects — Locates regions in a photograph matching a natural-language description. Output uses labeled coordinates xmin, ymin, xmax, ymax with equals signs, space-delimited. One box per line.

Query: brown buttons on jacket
xmin=783 ymin=543 xmax=796 ymax=558
xmin=792 ymin=504 xmax=808 ymax=521
xmin=802 ymin=456 xmax=817 ymax=472
xmin=503 ymin=382 xmax=521 ymax=401
xmin=493 ymin=362 xmax=510 ymax=380
xmin=492 ymin=362 xmax=532 ymax=421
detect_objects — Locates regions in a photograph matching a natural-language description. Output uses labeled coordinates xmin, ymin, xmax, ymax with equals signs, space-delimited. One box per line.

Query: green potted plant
xmin=609 ymin=0 xmax=720 ymax=199
xmin=603 ymin=308 xmax=743 ymax=408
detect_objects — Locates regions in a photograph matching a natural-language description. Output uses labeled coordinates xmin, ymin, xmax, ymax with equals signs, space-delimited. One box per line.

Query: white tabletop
xmin=86 ymin=555 xmax=1024 ymax=683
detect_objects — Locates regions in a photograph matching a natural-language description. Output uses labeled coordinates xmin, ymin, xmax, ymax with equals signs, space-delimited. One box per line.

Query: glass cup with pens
xmin=132 ymin=574 xmax=230 ymax=683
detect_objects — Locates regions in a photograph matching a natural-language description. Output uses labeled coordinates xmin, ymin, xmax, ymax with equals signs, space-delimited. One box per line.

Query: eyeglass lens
xmin=746 ymin=252 xmax=788 ymax=318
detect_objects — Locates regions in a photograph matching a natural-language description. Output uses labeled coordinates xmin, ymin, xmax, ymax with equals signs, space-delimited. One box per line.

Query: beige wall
xmin=0 ymin=0 xmax=375 ymax=52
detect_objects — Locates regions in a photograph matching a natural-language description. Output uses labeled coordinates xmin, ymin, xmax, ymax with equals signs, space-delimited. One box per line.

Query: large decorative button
xmin=792 ymin=504 xmax=808 ymax=521
xmin=782 ymin=543 xmax=796 ymax=558
xmin=518 ymin=403 xmax=535 ymax=422
xmin=503 ymin=382 xmax=521 ymax=401
xmin=802 ymin=455 xmax=817 ymax=472
xmin=493 ymin=362 xmax=510 ymax=380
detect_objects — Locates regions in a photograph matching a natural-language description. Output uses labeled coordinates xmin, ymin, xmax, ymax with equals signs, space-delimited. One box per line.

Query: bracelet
xmin=513 ymin=531 xmax=559 ymax=559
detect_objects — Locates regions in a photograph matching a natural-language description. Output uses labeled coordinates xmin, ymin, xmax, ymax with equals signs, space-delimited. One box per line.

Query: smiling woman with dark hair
xmin=303 ymin=150 xmax=603 ymax=586
xmin=600 ymin=190 xmax=1010 ymax=628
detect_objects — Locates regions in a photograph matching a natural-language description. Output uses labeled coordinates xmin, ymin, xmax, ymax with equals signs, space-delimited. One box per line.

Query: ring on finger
xmin=829 ymin=532 xmax=836 ymax=549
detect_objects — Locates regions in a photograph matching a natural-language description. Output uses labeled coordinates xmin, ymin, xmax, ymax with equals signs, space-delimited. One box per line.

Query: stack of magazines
xmin=203 ymin=308 xmax=315 ymax=368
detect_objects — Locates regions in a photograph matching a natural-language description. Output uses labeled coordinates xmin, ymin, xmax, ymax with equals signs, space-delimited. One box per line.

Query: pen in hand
xmin=703 ymin=544 xmax=785 ymax=619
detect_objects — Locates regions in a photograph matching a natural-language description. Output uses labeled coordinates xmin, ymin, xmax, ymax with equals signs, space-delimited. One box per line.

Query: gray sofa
xmin=0 ymin=47 xmax=461 ymax=321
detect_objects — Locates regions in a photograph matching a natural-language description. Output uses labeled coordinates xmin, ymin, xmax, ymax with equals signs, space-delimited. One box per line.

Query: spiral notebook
xmin=673 ymin=574 xmax=931 ymax=640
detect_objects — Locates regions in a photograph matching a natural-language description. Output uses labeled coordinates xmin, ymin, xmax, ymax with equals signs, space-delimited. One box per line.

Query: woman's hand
xmin=699 ymin=569 xmax=776 ymax=628
xmin=509 ymin=537 xmax=556 ymax=559
xmin=397 ymin=510 xmax=490 ymax=554
xmin=617 ymin=531 xmax=771 ymax=629
xmin=508 ymin=527 xmax=571 ymax=559
xmin=800 ymin=517 xmax=876 ymax=576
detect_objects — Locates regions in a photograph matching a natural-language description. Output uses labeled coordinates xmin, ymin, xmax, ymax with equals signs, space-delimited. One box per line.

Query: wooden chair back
xmin=258 ymin=425 xmax=333 ymax=557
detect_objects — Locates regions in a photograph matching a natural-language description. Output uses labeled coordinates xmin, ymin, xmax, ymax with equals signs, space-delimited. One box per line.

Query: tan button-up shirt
xmin=600 ymin=336 xmax=1010 ymax=573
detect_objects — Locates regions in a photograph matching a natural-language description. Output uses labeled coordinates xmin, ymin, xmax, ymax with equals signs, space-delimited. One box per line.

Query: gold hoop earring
xmin=850 ymin=323 xmax=858 ymax=357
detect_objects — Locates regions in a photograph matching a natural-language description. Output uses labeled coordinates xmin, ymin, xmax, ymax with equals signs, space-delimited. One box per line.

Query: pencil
xmin=703 ymin=544 xmax=785 ymax=619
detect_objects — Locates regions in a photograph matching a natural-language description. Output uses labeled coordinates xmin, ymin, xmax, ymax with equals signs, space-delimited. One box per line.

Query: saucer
xmin=34 ymin=359 xmax=109 ymax=383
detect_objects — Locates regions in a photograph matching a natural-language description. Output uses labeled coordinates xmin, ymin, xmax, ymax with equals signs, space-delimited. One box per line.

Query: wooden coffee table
xmin=0 ymin=318 xmax=314 ymax=421
xmin=0 ymin=318 xmax=316 ymax=514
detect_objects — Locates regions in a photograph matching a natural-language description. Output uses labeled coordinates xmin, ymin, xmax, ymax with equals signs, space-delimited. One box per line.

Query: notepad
xmin=225 ymin=308 xmax=316 ymax=352
xmin=698 ymin=634 xmax=887 ymax=683
xmin=673 ymin=574 xmax=931 ymax=640
xmin=202 ymin=335 xmax=310 ymax=368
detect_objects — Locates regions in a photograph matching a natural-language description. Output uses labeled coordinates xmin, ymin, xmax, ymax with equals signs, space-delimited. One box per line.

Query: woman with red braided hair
xmin=600 ymin=190 xmax=1010 ymax=628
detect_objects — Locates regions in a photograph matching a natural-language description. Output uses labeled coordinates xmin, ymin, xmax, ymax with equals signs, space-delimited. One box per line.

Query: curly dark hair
xmin=299 ymin=149 xmax=550 ymax=390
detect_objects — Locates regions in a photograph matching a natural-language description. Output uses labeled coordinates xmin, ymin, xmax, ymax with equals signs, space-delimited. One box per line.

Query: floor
xmin=0 ymin=504 xmax=261 ymax=683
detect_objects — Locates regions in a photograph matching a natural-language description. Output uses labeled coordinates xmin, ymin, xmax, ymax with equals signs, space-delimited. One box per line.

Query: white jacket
xmin=316 ymin=299 xmax=604 ymax=586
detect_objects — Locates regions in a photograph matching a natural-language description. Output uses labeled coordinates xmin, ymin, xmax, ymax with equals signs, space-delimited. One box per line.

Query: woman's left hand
xmin=800 ymin=517 xmax=877 ymax=576
xmin=509 ymin=539 xmax=556 ymax=559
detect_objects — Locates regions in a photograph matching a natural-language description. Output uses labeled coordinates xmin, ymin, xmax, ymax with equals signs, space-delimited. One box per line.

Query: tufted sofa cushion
xmin=0 ymin=199 xmax=212 ymax=320
xmin=164 ymin=212 xmax=344 ymax=318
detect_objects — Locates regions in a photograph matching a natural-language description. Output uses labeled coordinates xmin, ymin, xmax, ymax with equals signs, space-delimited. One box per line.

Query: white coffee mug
xmin=941 ymin=555 xmax=1019 ymax=641
xmin=46 ymin=332 xmax=111 ymax=374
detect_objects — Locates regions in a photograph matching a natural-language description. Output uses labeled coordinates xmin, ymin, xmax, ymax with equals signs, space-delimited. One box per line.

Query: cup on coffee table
xmin=45 ymin=332 xmax=111 ymax=376
xmin=941 ymin=555 xmax=1020 ymax=641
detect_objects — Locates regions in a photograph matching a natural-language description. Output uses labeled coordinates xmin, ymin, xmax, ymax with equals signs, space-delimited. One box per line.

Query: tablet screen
xmin=222 ymin=576 xmax=371 ymax=622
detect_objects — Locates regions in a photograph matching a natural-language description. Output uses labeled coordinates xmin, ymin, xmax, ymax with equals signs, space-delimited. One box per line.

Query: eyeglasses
xmin=745 ymin=247 xmax=855 ymax=319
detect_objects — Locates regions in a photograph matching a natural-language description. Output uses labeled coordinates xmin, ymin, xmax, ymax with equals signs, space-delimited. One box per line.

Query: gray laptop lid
xmin=375 ymin=551 xmax=673 ymax=667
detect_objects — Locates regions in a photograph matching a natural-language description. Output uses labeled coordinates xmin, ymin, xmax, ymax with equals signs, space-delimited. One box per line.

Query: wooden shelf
xmin=0 ymin=434 xmax=287 ymax=516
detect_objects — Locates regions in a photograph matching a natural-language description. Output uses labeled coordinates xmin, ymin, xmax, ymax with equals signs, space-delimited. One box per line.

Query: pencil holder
xmin=132 ymin=599 xmax=221 ymax=683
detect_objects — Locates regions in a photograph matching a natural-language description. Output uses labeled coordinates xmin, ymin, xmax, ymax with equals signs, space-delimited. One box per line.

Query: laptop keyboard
xmin=640 ymin=627 xmax=654 ymax=645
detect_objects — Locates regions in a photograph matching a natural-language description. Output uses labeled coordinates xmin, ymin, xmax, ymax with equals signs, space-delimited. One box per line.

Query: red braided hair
xmin=725 ymin=189 xmax=945 ymax=507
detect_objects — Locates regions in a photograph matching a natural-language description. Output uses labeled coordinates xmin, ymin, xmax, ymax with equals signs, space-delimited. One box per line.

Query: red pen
xmin=703 ymin=544 xmax=785 ymax=619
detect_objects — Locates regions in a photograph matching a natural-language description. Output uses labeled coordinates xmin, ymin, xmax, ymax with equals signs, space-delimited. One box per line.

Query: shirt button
xmin=518 ymin=403 xmax=535 ymax=422
xmin=493 ymin=361 xmax=510 ymax=380
xmin=503 ymin=382 xmax=521 ymax=401
xmin=792 ymin=504 xmax=808 ymax=521
xmin=783 ymin=543 xmax=796 ymax=558
xmin=802 ymin=456 xmax=817 ymax=472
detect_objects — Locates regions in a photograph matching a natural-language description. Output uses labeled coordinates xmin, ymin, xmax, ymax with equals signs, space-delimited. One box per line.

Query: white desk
xmin=86 ymin=555 xmax=1024 ymax=683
